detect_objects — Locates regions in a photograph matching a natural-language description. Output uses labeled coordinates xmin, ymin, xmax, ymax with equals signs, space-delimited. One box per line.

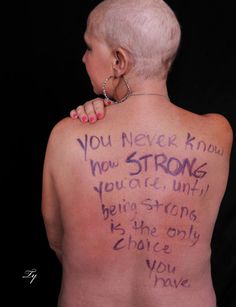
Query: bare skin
xmin=42 ymin=2 xmax=233 ymax=306
xmin=70 ymin=98 xmax=111 ymax=123
xmin=42 ymin=95 xmax=232 ymax=307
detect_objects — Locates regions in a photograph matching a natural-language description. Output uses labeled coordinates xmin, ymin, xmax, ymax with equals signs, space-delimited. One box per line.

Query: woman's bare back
xmin=45 ymin=98 xmax=232 ymax=307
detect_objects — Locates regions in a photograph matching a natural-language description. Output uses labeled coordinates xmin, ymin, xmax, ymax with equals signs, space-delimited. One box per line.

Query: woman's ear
xmin=112 ymin=48 xmax=131 ymax=77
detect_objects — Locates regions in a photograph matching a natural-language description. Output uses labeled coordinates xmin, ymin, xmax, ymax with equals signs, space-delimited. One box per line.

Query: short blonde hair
xmin=88 ymin=0 xmax=181 ymax=80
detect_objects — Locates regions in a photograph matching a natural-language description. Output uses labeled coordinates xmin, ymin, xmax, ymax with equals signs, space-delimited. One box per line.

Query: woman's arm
xmin=41 ymin=129 xmax=64 ymax=263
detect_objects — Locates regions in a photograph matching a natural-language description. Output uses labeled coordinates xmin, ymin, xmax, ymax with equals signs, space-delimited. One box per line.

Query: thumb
xmin=104 ymin=99 xmax=114 ymax=106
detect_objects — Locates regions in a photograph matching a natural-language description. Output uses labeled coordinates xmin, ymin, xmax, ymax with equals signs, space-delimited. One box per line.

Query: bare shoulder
xmin=46 ymin=116 xmax=86 ymax=150
xmin=45 ymin=117 xmax=85 ymax=166
xmin=173 ymin=105 xmax=233 ymax=145
xmin=175 ymin=106 xmax=233 ymax=159
xmin=203 ymin=112 xmax=233 ymax=131
xmin=202 ymin=112 xmax=233 ymax=148
xmin=49 ymin=116 xmax=81 ymax=140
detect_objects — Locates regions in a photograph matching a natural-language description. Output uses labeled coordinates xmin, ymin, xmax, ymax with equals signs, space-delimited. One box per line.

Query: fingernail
xmin=82 ymin=115 xmax=88 ymax=123
xmin=71 ymin=111 xmax=78 ymax=119
xmin=96 ymin=113 xmax=103 ymax=119
xmin=89 ymin=116 xmax=95 ymax=123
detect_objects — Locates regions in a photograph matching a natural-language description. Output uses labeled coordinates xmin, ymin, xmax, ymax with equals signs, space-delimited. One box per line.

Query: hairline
xmin=87 ymin=0 xmax=181 ymax=80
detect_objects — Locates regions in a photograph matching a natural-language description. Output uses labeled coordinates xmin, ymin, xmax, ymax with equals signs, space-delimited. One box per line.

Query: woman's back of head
xmin=88 ymin=0 xmax=181 ymax=80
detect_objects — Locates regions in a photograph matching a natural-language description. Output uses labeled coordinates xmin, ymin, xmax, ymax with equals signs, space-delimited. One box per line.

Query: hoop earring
xmin=102 ymin=75 xmax=132 ymax=104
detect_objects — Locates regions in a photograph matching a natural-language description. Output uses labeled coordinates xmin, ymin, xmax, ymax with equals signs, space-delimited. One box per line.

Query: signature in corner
xmin=22 ymin=268 xmax=38 ymax=284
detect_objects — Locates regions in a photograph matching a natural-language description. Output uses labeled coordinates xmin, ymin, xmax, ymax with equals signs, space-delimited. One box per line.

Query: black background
xmin=3 ymin=1 xmax=235 ymax=306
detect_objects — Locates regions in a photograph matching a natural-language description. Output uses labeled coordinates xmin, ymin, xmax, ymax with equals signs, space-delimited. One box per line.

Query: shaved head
xmin=87 ymin=0 xmax=181 ymax=80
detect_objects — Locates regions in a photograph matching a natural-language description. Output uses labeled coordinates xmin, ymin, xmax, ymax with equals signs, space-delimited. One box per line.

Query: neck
xmin=113 ymin=76 xmax=169 ymax=103
xmin=129 ymin=92 xmax=169 ymax=100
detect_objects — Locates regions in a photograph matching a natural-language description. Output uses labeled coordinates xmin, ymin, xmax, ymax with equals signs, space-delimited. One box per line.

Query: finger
xmin=92 ymin=98 xmax=105 ymax=120
xmin=70 ymin=109 xmax=78 ymax=119
xmin=75 ymin=105 xmax=89 ymax=123
xmin=84 ymin=101 xmax=97 ymax=123
xmin=104 ymin=99 xmax=114 ymax=106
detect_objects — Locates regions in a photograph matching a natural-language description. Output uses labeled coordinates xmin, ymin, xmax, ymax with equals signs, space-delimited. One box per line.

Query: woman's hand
xmin=70 ymin=98 xmax=112 ymax=123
